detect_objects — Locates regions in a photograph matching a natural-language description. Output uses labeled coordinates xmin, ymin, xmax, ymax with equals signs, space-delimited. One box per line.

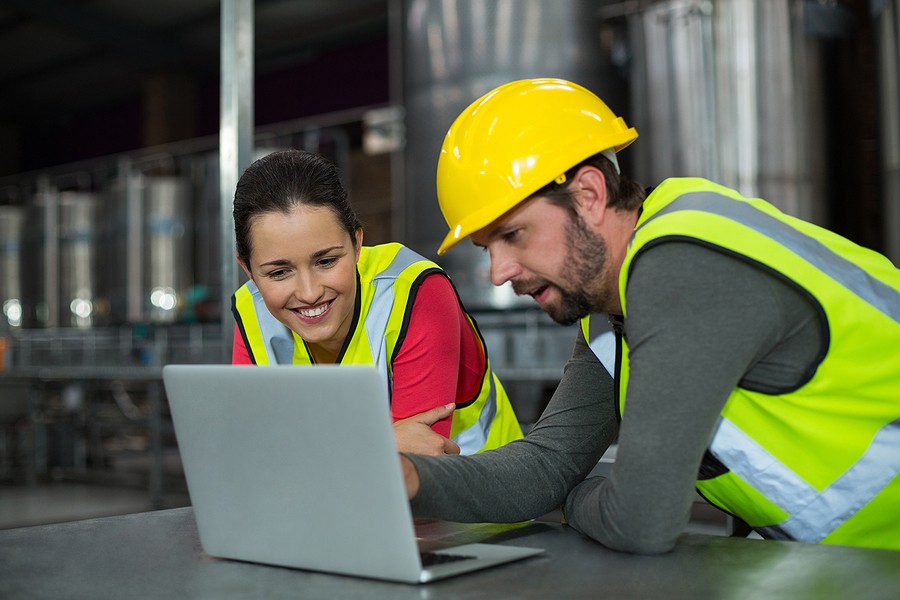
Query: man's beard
xmin=514 ymin=212 xmax=610 ymax=326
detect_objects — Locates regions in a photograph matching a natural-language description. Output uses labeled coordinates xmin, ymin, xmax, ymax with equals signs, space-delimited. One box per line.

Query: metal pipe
xmin=219 ymin=0 xmax=254 ymax=363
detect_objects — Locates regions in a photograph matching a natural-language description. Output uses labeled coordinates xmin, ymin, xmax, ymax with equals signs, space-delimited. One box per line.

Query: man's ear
xmin=572 ymin=166 xmax=609 ymax=228
xmin=237 ymin=256 xmax=254 ymax=282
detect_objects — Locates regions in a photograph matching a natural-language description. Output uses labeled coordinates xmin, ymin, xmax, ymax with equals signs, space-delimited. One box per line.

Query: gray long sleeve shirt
xmin=408 ymin=242 xmax=823 ymax=554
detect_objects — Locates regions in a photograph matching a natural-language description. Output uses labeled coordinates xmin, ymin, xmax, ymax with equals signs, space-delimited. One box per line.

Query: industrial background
xmin=0 ymin=0 xmax=897 ymax=529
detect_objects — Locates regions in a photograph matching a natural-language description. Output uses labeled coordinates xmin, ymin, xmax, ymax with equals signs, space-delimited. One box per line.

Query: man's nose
xmin=489 ymin=246 xmax=519 ymax=287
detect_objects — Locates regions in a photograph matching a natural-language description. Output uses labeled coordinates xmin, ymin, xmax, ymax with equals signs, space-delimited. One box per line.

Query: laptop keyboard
xmin=420 ymin=551 xmax=477 ymax=567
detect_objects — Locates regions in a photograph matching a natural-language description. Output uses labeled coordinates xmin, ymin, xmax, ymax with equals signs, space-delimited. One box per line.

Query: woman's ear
xmin=354 ymin=228 xmax=364 ymax=261
xmin=237 ymin=256 xmax=254 ymax=282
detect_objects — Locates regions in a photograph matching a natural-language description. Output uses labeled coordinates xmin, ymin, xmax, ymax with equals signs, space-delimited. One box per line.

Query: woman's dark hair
xmin=535 ymin=151 xmax=646 ymax=220
xmin=233 ymin=149 xmax=362 ymax=269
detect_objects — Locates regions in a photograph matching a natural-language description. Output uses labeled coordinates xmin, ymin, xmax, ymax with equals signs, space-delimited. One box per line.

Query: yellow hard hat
xmin=436 ymin=78 xmax=638 ymax=255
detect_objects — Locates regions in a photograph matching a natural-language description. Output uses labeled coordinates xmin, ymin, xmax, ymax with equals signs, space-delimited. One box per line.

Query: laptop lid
xmin=163 ymin=364 xmax=542 ymax=583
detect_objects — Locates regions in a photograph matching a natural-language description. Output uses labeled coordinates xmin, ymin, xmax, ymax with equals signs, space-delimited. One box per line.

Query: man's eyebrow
xmin=472 ymin=224 xmax=508 ymax=247
xmin=489 ymin=224 xmax=520 ymax=242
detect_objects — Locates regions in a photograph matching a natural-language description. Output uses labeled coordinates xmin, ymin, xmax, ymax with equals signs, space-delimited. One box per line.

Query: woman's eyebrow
xmin=310 ymin=245 xmax=344 ymax=259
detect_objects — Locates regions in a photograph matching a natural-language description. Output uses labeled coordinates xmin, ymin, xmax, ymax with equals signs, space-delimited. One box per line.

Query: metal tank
xmin=627 ymin=0 xmax=828 ymax=224
xmin=398 ymin=0 xmax=628 ymax=310
xmin=19 ymin=189 xmax=106 ymax=328
xmin=0 ymin=206 xmax=23 ymax=330
xmin=105 ymin=174 xmax=195 ymax=324
xmin=143 ymin=176 xmax=194 ymax=323
xmin=58 ymin=192 xmax=105 ymax=328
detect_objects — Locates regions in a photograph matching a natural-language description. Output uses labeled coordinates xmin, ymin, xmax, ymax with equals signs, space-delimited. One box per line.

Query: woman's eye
xmin=318 ymin=257 xmax=338 ymax=268
xmin=267 ymin=269 xmax=289 ymax=279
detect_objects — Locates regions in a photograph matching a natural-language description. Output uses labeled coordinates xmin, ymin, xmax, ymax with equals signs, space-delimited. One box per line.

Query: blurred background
xmin=0 ymin=0 xmax=896 ymax=530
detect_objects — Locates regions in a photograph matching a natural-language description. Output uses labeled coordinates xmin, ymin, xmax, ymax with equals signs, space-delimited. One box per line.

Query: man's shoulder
xmin=633 ymin=240 xmax=762 ymax=282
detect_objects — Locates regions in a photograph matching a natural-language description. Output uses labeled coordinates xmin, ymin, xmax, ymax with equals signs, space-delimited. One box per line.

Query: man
xmin=401 ymin=78 xmax=900 ymax=554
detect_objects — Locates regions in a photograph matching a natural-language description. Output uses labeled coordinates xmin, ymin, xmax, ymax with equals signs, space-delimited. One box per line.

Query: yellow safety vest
xmin=617 ymin=177 xmax=900 ymax=550
xmin=233 ymin=242 xmax=522 ymax=454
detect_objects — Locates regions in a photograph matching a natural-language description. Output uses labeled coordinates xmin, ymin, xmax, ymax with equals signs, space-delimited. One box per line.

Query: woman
xmin=231 ymin=149 xmax=523 ymax=455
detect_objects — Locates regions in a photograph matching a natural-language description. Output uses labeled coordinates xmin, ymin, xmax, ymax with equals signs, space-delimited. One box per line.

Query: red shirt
xmin=232 ymin=273 xmax=485 ymax=438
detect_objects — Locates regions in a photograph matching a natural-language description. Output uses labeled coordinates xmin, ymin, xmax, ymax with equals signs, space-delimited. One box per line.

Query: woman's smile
xmin=291 ymin=300 xmax=333 ymax=322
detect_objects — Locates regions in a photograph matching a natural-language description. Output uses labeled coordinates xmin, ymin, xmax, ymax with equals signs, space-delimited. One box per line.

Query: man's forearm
xmin=408 ymin=334 xmax=618 ymax=522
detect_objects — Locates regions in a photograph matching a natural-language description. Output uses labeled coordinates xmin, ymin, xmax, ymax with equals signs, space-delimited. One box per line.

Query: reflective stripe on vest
xmin=639 ymin=192 xmax=900 ymax=321
xmin=710 ymin=416 xmax=900 ymax=542
xmin=453 ymin=372 xmax=498 ymax=453
xmin=363 ymin=245 xmax=426 ymax=390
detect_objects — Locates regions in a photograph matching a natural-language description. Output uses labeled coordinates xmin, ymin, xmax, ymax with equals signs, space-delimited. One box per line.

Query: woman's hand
xmin=393 ymin=403 xmax=460 ymax=455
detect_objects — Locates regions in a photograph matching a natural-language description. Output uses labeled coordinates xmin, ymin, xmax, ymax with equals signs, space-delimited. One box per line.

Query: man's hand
xmin=393 ymin=403 xmax=460 ymax=455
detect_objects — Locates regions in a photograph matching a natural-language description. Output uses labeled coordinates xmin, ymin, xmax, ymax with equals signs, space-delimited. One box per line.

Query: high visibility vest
xmin=617 ymin=177 xmax=900 ymax=550
xmin=233 ymin=243 xmax=522 ymax=454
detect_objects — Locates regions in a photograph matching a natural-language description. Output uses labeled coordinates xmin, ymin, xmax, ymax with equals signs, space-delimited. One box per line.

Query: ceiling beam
xmin=3 ymin=0 xmax=208 ymax=70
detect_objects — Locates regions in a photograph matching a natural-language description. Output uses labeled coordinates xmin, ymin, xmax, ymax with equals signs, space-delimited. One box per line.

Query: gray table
xmin=2 ymin=507 xmax=899 ymax=599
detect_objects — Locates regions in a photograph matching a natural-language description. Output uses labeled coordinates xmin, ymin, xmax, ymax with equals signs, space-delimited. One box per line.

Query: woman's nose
xmin=294 ymin=272 xmax=323 ymax=304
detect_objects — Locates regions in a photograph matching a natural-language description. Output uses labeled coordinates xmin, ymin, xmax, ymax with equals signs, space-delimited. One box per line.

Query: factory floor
xmin=0 ymin=429 xmax=190 ymax=530
xmin=0 ymin=386 xmax=190 ymax=530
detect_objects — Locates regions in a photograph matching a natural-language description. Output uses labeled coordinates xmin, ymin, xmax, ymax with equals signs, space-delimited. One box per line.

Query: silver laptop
xmin=163 ymin=364 xmax=543 ymax=584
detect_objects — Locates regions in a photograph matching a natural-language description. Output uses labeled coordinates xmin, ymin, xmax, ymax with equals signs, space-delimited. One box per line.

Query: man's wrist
xmin=400 ymin=454 xmax=421 ymax=499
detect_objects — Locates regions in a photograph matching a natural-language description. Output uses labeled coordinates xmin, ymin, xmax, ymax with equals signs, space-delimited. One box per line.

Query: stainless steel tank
xmin=143 ymin=177 xmax=194 ymax=323
xmin=0 ymin=206 xmax=23 ymax=330
xmin=105 ymin=174 xmax=195 ymax=323
xmin=399 ymin=0 xmax=628 ymax=310
xmin=58 ymin=192 xmax=105 ymax=328
xmin=19 ymin=190 xmax=106 ymax=328
xmin=627 ymin=0 xmax=828 ymax=224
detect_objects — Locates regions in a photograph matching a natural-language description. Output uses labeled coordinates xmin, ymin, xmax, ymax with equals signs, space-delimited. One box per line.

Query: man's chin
xmin=541 ymin=303 xmax=587 ymax=327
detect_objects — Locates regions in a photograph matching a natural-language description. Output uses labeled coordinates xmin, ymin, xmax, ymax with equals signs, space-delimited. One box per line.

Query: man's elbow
xmin=569 ymin=517 xmax=680 ymax=555
xmin=601 ymin=532 xmax=679 ymax=555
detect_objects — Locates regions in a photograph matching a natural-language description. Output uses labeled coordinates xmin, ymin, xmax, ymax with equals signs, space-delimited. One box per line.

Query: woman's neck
xmin=308 ymin=343 xmax=339 ymax=365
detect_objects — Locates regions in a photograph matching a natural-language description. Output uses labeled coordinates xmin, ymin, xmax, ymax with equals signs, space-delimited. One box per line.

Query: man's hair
xmin=535 ymin=152 xmax=646 ymax=219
